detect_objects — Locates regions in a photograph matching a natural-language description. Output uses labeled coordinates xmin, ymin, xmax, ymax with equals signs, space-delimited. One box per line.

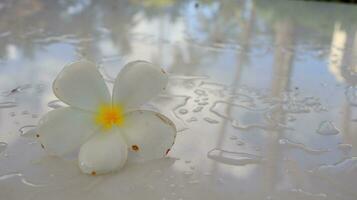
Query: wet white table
xmin=1 ymin=0 xmax=357 ymax=199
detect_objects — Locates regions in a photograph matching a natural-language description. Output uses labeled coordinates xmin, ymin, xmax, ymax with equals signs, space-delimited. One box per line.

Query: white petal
xmin=78 ymin=129 xmax=128 ymax=175
xmin=121 ymin=110 xmax=176 ymax=163
xmin=37 ymin=107 xmax=98 ymax=156
xmin=113 ymin=61 xmax=168 ymax=111
xmin=53 ymin=60 xmax=110 ymax=112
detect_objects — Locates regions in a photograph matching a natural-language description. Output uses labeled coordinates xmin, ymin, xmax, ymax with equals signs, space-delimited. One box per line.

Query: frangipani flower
xmin=37 ymin=60 xmax=176 ymax=175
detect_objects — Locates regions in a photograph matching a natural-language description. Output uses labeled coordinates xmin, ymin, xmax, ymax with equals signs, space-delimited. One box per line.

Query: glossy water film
xmin=1 ymin=0 xmax=357 ymax=200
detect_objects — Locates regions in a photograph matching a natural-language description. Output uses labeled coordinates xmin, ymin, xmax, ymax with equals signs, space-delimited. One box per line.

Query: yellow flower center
xmin=95 ymin=104 xmax=125 ymax=130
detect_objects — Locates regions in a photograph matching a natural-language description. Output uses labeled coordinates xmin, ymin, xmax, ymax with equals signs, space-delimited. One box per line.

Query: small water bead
xmin=21 ymin=110 xmax=29 ymax=115
xmin=183 ymin=171 xmax=193 ymax=176
xmin=186 ymin=117 xmax=198 ymax=122
xmin=316 ymin=121 xmax=340 ymax=136
xmin=47 ymin=99 xmax=66 ymax=109
xmin=194 ymin=89 xmax=207 ymax=96
xmin=236 ymin=140 xmax=245 ymax=146
xmin=188 ymin=180 xmax=200 ymax=184
xmin=287 ymin=115 xmax=296 ymax=122
xmin=19 ymin=125 xmax=37 ymax=138
xmin=229 ymin=136 xmax=238 ymax=140
xmin=178 ymin=109 xmax=188 ymax=115
xmin=0 ymin=142 xmax=8 ymax=153
xmin=204 ymin=117 xmax=219 ymax=124
xmin=192 ymin=106 xmax=203 ymax=112
xmin=197 ymin=102 xmax=209 ymax=106
xmin=338 ymin=143 xmax=352 ymax=155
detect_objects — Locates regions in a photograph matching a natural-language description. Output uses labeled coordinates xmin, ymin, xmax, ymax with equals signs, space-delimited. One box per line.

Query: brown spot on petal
xmin=40 ymin=143 xmax=45 ymax=149
xmin=155 ymin=113 xmax=176 ymax=130
xmin=131 ymin=145 xmax=139 ymax=152
xmin=91 ymin=171 xmax=96 ymax=176
xmin=161 ymin=69 xmax=166 ymax=74
xmin=36 ymin=134 xmax=40 ymax=138
xmin=166 ymin=149 xmax=171 ymax=155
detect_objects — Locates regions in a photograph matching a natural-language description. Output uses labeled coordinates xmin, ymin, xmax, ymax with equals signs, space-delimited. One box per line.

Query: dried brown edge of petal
xmin=131 ymin=145 xmax=139 ymax=152
xmin=155 ymin=113 xmax=176 ymax=131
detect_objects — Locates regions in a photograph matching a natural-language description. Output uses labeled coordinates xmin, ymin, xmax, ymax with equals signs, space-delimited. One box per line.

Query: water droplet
xmin=0 ymin=101 xmax=17 ymax=109
xmin=197 ymin=102 xmax=209 ymax=106
xmin=338 ymin=143 xmax=352 ymax=155
xmin=8 ymin=112 xmax=15 ymax=117
xmin=192 ymin=106 xmax=203 ymax=112
xmin=287 ymin=115 xmax=296 ymax=122
xmin=230 ymin=136 xmax=238 ymax=140
xmin=236 ymin=140 xmax=245 ymax=146
xmin=279 ymin=138 xmax=328 ymax=154
xmin=48 ymin=99 xmax=66 ymax=109
xmin=19 ymin=125 xmax=37 ymax=138
xmin=207 ymin=148 xmax=263 ymax=166
xmin=21 ymin=110 xmax=29 ymax=115
xmin=183 ymin=171 xmax=193 ymax=177
xmin=194 ymin=89 xmax=207 ymax=96
xmin=4 ymin=84 xmax=31 ymax=96
xmin=316 ymin=121 xmax=340 ymax=136
xmin=186 ymin=117 xmax=198 ymax=123
xmin=203 ymin=117 xmax=219 ymax=124
xmin=188 ymin=180 xmax=200 ymax=184
xmin=0 ymin=142 xmax=8 ymax=153
xmin=178 ymin=109 xmax=188 ymax=115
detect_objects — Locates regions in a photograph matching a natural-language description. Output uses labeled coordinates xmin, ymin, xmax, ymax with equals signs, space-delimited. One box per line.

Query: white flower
xmin=37 ymin=60 xmax=176 ymax=175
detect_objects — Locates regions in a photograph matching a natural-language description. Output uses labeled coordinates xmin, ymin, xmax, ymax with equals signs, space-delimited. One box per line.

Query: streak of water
xmin=47 ymin=100 xmax=67 ymax=109
xmin=0 ymin=101 xmax=17 ymax=108
xmin=0 ymin=172 xmax=46 ymax=187
xmin=207 ymin=148 xmax=263 ymax=166
xmin=279 ymin=138 xmax=329 ymax=154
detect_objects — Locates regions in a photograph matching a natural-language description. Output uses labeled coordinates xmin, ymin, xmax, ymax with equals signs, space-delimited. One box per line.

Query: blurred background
xmin=1 ymin=0 xmax=357 ymax=200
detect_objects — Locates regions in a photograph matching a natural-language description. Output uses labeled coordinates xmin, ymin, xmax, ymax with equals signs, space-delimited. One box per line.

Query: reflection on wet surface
xmin=1 ymin=0 xmax=357 ymax=199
